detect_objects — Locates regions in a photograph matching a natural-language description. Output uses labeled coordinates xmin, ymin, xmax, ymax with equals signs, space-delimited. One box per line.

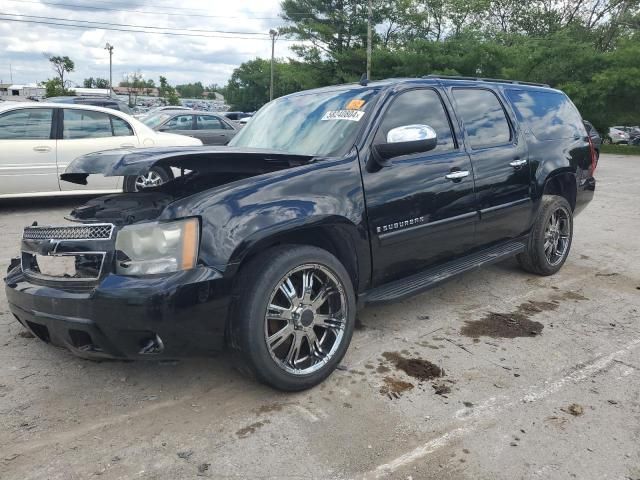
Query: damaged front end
xmin=4 ymin=146 xmax=314 ymax=359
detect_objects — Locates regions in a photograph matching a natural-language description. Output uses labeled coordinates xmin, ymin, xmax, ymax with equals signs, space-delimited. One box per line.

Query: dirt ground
xmin=1 ymin=154 xmax=639 ymax=480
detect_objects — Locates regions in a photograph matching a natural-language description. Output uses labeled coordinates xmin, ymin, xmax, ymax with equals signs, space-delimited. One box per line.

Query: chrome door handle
xmin=33 ymin=146 xmax=52 ymax=152
xmin=445 ymin=170 xmax=470 ymax=180
xmin=509 ymin=159 xmax=528 ymax=168
xmin=120 ymin=143 xmax=135 ymax=148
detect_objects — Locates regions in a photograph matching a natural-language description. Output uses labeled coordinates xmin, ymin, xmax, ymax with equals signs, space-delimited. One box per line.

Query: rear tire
xmin=124 ymin=166 xmax=171 ymax=192
xmin=232 ymin=245 xmax=356 ymax=391
xmin=517 ymin=195 xmax=573 ymax=276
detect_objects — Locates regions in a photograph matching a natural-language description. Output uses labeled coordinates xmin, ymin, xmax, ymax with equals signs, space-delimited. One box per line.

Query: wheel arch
xmin=541 ymin=170 xmax=578 ymax=211
xmin=225 ymin=217 xmax=368 ymax=294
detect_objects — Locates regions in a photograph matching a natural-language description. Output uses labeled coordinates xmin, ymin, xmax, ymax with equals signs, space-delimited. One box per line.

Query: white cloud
xmin=0 ymin=0 xmax=296 ymax=87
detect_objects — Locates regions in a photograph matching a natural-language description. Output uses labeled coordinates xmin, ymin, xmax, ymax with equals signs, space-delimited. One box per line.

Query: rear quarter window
xmin=506 ymin=89 xmax=585 ymax=141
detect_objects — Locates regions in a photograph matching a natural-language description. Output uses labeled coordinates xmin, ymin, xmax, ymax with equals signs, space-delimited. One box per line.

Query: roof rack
xmin=422 ymin=75 xmax=549 ymax=88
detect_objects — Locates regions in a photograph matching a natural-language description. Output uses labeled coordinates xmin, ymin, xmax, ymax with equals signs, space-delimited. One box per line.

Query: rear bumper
xmin=4 ymin=266 xmax=231 ymax=359
xmin=575 ymin=176 xmax=596 ymax=216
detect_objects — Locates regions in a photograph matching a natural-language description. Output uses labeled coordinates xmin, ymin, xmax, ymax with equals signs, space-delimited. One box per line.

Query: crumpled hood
xmin=60 ymin=146 xmax=315 ymax=185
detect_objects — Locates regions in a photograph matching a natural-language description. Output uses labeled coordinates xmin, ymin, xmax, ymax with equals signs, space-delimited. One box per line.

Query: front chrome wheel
xmin=264 ymin=264 xmax=347 ymax=376
xmin=544 ymin=207 xmax=571 ymax=266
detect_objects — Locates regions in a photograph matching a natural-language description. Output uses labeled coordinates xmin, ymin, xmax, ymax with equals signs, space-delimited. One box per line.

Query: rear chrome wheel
xmin=134 ymin=170 xmax=164 ymax=191
xmin=265 ymin=265 xmax=347 ymax=375
xmin=543 ymin=207 xmax=571 ymax=266
xmin=123 ymin=166 xmax=171 ymax=192
xmin=517 ymin=195 xmax=573 ymax=276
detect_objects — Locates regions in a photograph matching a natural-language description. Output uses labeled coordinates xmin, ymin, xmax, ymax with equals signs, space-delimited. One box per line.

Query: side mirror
xmin=369 ymin=125 xmax=438 ymax=170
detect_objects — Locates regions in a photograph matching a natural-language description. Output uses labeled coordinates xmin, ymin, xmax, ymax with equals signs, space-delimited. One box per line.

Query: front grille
xmin=23 ymin=224 xmax=114 ymax=241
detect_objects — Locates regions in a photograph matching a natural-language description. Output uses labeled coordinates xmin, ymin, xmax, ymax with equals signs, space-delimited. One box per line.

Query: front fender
xmin=159 ymin=152 xmax=371 ymax=289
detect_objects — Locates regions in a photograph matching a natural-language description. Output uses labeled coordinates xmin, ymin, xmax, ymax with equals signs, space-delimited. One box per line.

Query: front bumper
xmin=4 ymin=265 xmax=231 ymax=359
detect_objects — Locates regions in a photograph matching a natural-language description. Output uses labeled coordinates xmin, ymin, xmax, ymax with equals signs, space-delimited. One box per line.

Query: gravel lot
xmin=1 ymin=154 xmax=639 ymax=480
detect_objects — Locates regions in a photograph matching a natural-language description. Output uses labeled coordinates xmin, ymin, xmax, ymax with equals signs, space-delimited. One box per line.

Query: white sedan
xmin=0 ymin=101 xmax=202 ymax=198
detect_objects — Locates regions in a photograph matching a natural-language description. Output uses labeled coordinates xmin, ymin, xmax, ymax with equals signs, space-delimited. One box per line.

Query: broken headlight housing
xmin=115 ymin=218 xmax=199 ymax=275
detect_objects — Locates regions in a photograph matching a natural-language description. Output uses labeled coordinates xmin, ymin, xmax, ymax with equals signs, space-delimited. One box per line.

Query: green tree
xmin=158 ymin=76 xmax=181 ymax=105
xmin=47 ymin=55 xmax=75 ymax=92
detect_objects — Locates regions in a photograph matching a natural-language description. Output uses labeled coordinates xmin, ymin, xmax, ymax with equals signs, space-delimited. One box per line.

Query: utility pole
xmin=9 ymin=63 xmax=13 ymax=83
xmin=104 ymin=43 xmax=114 ymax=96
xmin=367 ymin=0 xmax=372 ymax=81
xmin=269 ymin=29 xmax=278 ymax=102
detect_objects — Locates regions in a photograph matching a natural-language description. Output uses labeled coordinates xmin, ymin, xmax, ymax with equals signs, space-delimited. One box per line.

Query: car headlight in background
xmin=115 ymin=218 xmax=199 ymax=275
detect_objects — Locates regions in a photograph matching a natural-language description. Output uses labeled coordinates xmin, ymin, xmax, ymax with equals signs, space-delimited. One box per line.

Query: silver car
xmin=142 ymin=110 xmax=238 ymax=145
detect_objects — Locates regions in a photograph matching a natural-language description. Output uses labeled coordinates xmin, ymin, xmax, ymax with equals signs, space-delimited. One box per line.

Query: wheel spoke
xmin=306 ymin=329 xmax=326 ymax=361
xmin=267 ymin=324 xmax=294 ymax=350
xmin=314 ymin=313 xmax=344 ymax=331
xmin=310 ymin=285 xmax=333 ymax=311
xmin=267 ymin=303 xmax=293 ymax=320
xmin=301 ymin=270 xmax=315 ymax=304
xmin=279 ymin=278 xmax=299 ymax=307
xmin=285 ymin=331 xmax=303 ymax=368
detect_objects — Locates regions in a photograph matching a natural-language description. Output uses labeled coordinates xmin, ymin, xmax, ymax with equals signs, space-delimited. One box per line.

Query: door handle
xmin=120 ymin=143 xmax=135 ymax=148
xmin=509 ymin=159 xmax=528 ymax=168
xmin=33 ymin=146 xmax=52 ymax=153
xmin=445 ymin=170 xmax=470 ymax=180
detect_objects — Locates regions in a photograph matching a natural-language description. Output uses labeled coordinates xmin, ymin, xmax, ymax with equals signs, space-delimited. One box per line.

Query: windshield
xmin=229 ymin=87 xmax=379 ymax=156
xmin=142 ymin=112 xmax=173 ymax=129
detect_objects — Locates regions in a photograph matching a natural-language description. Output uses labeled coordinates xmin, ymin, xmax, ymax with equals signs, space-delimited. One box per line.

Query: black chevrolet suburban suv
xmin=5 ymin=76 xmax=596 ymax=391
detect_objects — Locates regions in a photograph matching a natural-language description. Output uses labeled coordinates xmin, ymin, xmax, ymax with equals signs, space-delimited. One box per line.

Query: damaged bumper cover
xmin=4 ymin=264 xmax=231 ymax=359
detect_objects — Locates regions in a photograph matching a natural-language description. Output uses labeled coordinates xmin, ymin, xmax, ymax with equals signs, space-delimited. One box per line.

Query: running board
xmin=361 ymin=240 xmax=526 ymax=306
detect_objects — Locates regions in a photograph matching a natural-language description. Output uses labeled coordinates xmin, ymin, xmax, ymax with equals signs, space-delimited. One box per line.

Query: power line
xmin=0 ymin=16 xmax=300 ymax=41
xmin=0 ymin=12 xmax=271 ymax=35
xmin=7 ymin=0 xmax=316 ymax=20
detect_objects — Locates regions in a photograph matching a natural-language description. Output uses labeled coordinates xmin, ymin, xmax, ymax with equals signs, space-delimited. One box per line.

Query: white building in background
xmin=0 ymin=83 xmax=45 ymax=100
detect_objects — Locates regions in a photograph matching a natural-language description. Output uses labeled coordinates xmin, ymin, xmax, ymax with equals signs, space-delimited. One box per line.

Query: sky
xmin=0 ymin=0 xmax=298 ymax=87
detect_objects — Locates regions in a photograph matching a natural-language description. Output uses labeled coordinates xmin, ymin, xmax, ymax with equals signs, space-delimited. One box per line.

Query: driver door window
xmin=374 ymin=89 xmax=456 ymax=153
xmin=163 ymin=115 xmax=194 ymax=131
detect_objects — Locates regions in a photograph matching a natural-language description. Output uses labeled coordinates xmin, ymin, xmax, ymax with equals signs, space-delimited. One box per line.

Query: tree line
xmin=222 ymin=0 xmax=640 ymax=131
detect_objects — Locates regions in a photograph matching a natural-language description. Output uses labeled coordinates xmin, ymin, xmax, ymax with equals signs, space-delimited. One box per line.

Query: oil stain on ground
xmin=379 ymin=376 xmax=414 ymax=399
xmin=382 ymin=351 xmax=444 ymax=381
xmin=460 ymin=300 xmax=559 ymax=339
xmin=236 ymin=420 xmax=270 ymax=439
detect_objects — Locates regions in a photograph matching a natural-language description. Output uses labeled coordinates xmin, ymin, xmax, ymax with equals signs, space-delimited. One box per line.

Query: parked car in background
xmin=134 ymin=105 xmax=191 ymax=119
xmin=0 ymin=102 xmax=202 ymax=198
xmin=223 ymin=111 xmax=252 ymax=122
xmin=605 ymin=126 xmax=630 ymax=144
xmin=142 ymin=110 xmax=238 ymax=145
xmin=583 ymin=120 xmax=601 ymax=164
xmin=46 ymin=95 xmax=132 ymax=114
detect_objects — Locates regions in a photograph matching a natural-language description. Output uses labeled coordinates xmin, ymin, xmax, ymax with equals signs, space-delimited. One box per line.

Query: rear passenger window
xmin=375 ymin=89 xmax=455 ymax=152
xmin=197 ymin=115 xmax=225 ymax=130
xmin=111 ymin=116 xmax=134 ymax=136
xmin=452 ymin=89 xmax=511 ymax=149
xmin=63 ymin=109 xmax=112 ymax=139
xmin=506 ymin=89 xmax=584 ymax=140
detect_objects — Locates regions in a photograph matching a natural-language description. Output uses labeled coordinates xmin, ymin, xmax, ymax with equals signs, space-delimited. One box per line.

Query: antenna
xmin=359 ymin=73 xmax=369 ymax=86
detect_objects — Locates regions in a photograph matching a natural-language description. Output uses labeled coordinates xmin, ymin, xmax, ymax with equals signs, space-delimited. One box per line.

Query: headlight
xmin=115 ymin=218 xmax=199 ymax=275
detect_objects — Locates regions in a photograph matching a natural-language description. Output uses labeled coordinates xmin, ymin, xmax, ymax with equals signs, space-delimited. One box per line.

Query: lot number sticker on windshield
xmin=321 ymin=110 xmax=366 ymax=122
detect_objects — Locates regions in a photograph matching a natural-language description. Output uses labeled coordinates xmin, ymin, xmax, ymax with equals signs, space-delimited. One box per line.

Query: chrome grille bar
xmin=23 ymin=224 xmax=114 ymax=241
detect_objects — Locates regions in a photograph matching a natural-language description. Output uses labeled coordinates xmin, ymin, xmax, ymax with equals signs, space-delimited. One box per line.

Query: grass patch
xmin=600 ymin=144 xmax=640 ymax=155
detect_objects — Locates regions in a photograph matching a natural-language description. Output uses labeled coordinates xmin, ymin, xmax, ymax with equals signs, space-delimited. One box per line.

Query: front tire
xmin=517 ymin=195 xmax=573 ymax=276
xmin=233 ymin=245 xmax=356 ymax=391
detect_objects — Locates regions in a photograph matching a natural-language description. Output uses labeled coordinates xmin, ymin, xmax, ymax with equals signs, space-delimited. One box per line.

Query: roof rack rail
xmin=422 ymin=74 xmax=549 ymax=88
